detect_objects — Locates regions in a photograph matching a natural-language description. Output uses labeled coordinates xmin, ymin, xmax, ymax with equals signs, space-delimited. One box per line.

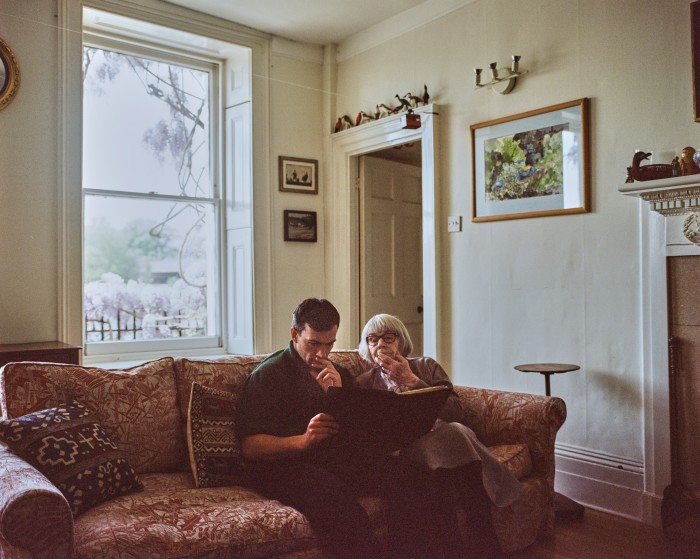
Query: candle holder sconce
xmin=474 ymin=55 xmax=528 ymax=95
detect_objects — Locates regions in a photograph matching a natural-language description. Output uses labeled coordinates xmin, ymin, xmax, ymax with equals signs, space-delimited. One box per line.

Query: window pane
xmin=84 ymin=195 xmax=218 ymax=342
xmin=83 ymin=47 xmax=211 ymax=197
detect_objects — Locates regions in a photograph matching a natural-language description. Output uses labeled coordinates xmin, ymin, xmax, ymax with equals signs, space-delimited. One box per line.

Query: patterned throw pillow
xmin=187 ymin=382 xmax=247 ymax=487
xmin=0 ymin=401 xmax=143 ymax=516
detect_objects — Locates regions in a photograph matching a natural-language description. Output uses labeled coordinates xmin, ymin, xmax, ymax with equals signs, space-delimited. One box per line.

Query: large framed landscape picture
xmin=470 ymin=98 xmax=590 ymax=222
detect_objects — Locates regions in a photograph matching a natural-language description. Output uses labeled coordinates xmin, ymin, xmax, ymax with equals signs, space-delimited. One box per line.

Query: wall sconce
xmin=474 ymin=55 xmax=528 ymax=94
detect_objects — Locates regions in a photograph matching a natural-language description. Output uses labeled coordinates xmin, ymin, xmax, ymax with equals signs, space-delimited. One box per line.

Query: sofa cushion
xmin=489 ymin=443 xmax=532 ymax=480
xmin=173 ymin=356 xmax=263 ymax=439
xmin=0 ymin=358 xmax=185 ymax=474
xmin=71 ymin=473 xmax=294 ymax=558
xmin=187 ymin=381 xmax=247 ymax=487
xmin=0 ymin=400 xmax=143 ymax=516
xmin=73 ymin=472 xmax=388 ymax=559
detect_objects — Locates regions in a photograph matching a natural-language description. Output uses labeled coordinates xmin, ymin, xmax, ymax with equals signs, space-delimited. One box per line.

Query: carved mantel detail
xmin=619 ymin=176 xmax=700 ymax=244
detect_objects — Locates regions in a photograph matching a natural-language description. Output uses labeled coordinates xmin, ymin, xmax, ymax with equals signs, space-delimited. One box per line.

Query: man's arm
xmin=241 ymin=412 xmax=339 ymax=462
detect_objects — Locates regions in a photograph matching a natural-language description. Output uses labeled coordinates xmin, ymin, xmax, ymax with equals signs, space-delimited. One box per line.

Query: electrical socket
xmin=447 ymin=215 xmax=462 ymax=233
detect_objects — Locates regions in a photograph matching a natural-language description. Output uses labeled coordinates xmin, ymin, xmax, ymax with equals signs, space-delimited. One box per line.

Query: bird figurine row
xmin=334 ymin=84 xmax=431 ymax=133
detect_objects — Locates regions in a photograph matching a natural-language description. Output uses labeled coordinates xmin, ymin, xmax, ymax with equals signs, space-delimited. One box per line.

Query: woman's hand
xmin=375 ymin=353 xmax=421 ymax=389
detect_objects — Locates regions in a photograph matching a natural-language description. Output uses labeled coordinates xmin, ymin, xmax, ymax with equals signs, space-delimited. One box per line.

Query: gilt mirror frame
xmin=0 ymin=37 xmax=20 ymax=111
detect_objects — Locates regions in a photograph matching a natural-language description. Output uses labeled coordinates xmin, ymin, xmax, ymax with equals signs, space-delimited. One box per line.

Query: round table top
xmin=514 ymin=363 xmax=580 ymax=374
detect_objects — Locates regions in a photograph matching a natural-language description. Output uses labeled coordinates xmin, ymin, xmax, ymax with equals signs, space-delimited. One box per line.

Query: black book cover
xmin=324 ymin=385 xmax=451 ymax=452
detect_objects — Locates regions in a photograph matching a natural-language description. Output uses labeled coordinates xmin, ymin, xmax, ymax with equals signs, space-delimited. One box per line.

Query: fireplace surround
xmin=619 ymin=175 xmax=700 ymax=540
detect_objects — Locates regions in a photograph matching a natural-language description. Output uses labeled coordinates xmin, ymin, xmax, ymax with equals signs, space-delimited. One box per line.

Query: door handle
xmin=416 ymin=306 xmax=423 ymax=314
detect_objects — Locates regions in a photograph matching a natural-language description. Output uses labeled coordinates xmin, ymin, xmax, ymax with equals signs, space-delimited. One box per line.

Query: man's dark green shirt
xmin=236 ymin=341 xmax=355 ymax=466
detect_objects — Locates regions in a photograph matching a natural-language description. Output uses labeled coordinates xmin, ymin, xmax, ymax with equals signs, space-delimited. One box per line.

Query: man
xmin=236 ymin=298 xmax=465 ymax=559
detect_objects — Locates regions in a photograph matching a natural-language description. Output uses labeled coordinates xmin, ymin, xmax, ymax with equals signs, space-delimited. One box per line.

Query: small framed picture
xmin=279 ymin=156 xmax=318 ymax=194
xmin=284 ymin=210 xmax=318 ymax=242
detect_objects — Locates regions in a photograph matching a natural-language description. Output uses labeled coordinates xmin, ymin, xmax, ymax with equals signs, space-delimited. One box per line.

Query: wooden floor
xmin=501 ymin=509 xmax=698 ymax=559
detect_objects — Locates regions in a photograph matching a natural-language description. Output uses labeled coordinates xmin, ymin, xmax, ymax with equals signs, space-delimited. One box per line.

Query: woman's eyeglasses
xmin=366 ymin=332 xmax=398 ymax=346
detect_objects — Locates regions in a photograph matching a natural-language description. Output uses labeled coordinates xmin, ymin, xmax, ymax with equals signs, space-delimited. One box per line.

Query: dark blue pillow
xmin=0 ymin=400 xmax=143 ymax=515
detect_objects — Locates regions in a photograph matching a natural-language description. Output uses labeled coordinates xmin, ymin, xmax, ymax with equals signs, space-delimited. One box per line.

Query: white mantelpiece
xmin=619 ymin=175 xmax=700 ymax=216
xmin=618 ymin=175 xmax=700 ymax=527
xmin=619 ymin=176 xmax=700 ymax=251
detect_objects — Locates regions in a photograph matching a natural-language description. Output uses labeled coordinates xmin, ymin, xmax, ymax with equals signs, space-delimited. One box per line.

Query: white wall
xmin=332 ymin=0 xmax=694 ymax=520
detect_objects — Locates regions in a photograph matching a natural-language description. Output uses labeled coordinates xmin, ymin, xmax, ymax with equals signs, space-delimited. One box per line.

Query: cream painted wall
xmin=0 ymin=1 xmax=61 ymax=344
xmin=335 ymin=0 xmax=693 ymax=473
xmin=268 ymin=44 xmax=327 ymax=349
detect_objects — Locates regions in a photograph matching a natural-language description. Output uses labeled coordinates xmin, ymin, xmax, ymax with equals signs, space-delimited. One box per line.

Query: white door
xmin=360 ymin=155 xmax=423 ymax=355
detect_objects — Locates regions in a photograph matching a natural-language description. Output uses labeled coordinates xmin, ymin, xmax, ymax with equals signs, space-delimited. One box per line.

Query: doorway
xmin=326 ymin=104 xmax=439 ymax=356
xmin=359 ymin=143 xmax=423 ymax=355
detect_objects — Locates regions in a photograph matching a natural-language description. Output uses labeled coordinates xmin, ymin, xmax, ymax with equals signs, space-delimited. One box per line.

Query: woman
xmin=356 ymin=314 xmax=523 ymax=552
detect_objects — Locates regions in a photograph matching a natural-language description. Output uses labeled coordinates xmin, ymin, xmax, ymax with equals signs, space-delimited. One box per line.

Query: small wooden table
xmin=514 ymin=362 xmax=584 ymax=522
xmin=514 ymin=362 xmax=580 ymax=397
xmin=0 ymin=341 xmax=81 ymax=367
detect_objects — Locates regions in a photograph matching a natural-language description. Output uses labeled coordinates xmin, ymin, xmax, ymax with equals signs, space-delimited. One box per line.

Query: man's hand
xmin=241 ymin=412 xmax=339 ymax=461
xmin=309 ymin=356 xmax=343 ymax=392
xmin=302 ymin=412 xmax=339 ymax=449
xmin=375 ymin=353 xmax=421 ymax=389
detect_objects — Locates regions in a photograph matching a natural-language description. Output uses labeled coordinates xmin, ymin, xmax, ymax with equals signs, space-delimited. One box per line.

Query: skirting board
xmin=554 ymin=443 xmax=661 ymax=524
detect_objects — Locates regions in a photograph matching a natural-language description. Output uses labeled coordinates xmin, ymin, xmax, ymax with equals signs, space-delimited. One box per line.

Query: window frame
xmin=78 ymin=5 xmax=257 ymax=363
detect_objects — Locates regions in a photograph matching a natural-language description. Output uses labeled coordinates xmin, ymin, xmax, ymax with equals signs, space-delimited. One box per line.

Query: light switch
xmin=447 ymin=215 xmax=462 ymax=233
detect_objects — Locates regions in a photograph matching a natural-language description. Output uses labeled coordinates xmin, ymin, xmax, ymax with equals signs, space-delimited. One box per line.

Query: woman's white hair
xmin=358 ymin=313 xmax=413 ymax=364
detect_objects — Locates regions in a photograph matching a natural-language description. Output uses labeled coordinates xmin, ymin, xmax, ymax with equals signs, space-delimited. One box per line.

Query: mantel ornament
xmin=0 ymin=37 xmax=20 ymax=111
xmin=625 ymin=147 xmax=700 ymax=183
xmin=682 ymin=211 xmax=700 ymax=245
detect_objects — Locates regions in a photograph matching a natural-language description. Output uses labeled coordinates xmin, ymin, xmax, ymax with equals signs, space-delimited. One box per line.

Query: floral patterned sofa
xmin=0 ymin=351 xmax=566 ymax=559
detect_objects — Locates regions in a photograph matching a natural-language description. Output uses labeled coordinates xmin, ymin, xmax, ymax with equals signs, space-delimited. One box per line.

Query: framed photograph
xmin=279 ymin=156 xmax=318 ymax=194
xmin=284 ymin=210 xmax=317 ymax=242
xmin=470 ymin=98 xmax=590 ymax=222
xmin=692 ymin=1 xmax=700 ymax=122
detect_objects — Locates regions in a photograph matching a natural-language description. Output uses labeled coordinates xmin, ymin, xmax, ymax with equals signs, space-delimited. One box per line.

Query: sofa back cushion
xmin=173 ymin=356 xmax=264 ymax=442
xmin=328 ymin=350 xmax=365 ymax=378
xmin=0 ymin=358 xmax=185 ymax=474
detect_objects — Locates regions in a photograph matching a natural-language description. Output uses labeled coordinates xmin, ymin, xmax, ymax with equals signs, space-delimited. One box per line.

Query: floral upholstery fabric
xmin=1 ymin=358 xmax=185 ymax=473
xmin=489 ymin=443 xmax=532 ymax=480
xmin=0 ymin=445 xmax=74 ymax=559
xmin=455 ymin=385 xmax=567 ymax=551
xmin=73 ymin=472 xmax=387 ymax=559
xmin=0 ymin=352 xmax=566 ymax=558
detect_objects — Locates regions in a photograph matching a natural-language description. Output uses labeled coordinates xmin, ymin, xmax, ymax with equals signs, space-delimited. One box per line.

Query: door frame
xmin=327 ymin=104 xmax=439 ymax=356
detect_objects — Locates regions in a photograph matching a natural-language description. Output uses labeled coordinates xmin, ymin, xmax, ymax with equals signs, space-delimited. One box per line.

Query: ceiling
xmin=164 ymin=0 xmax=428 ymax=45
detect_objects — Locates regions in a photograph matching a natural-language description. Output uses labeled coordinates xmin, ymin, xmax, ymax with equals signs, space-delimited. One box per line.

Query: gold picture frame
xmin=692 ymin=1 xmax=700 ymax=122
xmin=470 ymin=98 xmax=590 ymax=222
xmin=0 ymin=37 xmax=20 ymax=111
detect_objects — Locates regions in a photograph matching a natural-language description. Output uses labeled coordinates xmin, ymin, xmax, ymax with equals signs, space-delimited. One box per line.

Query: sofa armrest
xmin=454 ymin=386 xmax=566 ymax=482
xmin=0 ymin=445 xmax=74 ymax=559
